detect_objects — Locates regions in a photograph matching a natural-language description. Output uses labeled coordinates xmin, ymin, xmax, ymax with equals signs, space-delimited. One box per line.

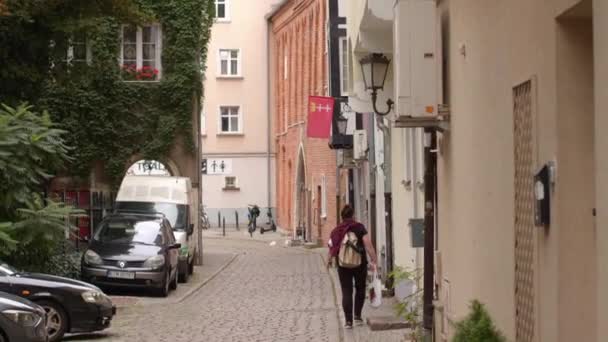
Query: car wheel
xmin=37 ymin=300 xmax=68 ymax=342
xmin=170 ymin=268 xmax=178 ymax=290
xmin=188 ymin=255 xmax=195 ymax=275
xmin=158 ymin=271 xmax=170 ymax=297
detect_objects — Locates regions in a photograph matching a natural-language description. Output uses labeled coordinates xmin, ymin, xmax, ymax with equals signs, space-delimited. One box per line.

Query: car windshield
xmin=94 ymin=219 xmax=164 ymax=246
xmin=0 ymin=262 xmax=16 ymax=276
xmin=115 ymin=202 xmax=187 ymax=230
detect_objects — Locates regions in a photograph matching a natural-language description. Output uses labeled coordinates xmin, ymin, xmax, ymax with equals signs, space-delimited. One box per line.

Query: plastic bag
xmin=369 ymin=270 xmax=383 ymax=308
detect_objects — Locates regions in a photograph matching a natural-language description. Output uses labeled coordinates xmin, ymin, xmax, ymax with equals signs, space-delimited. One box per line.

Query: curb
xmin=318 ymin=253 xmax=345 ymax=342
xmin=177 ymin=252 xmax=239 ymax=304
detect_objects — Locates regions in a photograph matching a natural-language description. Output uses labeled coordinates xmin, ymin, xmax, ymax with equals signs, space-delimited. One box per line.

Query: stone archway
xmin=125 ymin=157 xmax=181 ymax=177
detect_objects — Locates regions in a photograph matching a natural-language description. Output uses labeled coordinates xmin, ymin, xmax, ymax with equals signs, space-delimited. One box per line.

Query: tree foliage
xmin=0 ymin=104 xmax=82 ymax=263
xmin=1 ymin=0 xmax=215 ymax=185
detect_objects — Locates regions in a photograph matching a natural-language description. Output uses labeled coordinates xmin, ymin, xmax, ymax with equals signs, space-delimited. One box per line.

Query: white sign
xmin=126 ymin=160 xmax=171 ymax=176
xmin=204 ymin=159 xmax=233 ymax=175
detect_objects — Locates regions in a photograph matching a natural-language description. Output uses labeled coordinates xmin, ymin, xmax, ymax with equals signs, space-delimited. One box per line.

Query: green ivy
xmin=34 ymin=0 xmax=215 ymax=185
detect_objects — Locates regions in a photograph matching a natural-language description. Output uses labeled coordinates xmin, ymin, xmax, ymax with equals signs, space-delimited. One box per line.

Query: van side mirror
xmin=187 ymin=223 xmax=194 ymax=236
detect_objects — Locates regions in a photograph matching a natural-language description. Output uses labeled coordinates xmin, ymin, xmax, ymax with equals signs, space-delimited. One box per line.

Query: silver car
xmin=0 ymin=291 xmax=47 ymax=342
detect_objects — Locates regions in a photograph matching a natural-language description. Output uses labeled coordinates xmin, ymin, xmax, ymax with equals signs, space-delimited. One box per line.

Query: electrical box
xmin=409 ymin=218 xmax=425 ymax=248
xmin=337 ymin=149 xmax=356 ymax=169
xmin=353 ymin=130 xmax=368 ymax=160
xmin=394 ymin=0 xmax=440 ymax=118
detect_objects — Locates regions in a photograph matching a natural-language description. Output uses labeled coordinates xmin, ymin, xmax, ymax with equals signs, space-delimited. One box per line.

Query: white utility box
xmin=394 ymin=0 xmax=440 ymax=118
xmin=353 ymin=130 xmax=368 ymax=160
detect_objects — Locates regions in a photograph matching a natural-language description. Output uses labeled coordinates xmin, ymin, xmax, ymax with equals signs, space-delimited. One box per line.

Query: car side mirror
xmin=170 ymin=243 xmax=182 ymax=250
xmin=187 ymin=223 xmax=194 ymax=236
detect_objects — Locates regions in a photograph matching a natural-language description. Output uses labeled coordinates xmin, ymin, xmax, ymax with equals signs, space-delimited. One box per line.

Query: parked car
xmin=81 ymin=213 xmax=181 ymax=297
xmin=0 ymin=291 xmax=47 ymax=342
xmin=0 ymin=263 xmax=115 ymax=342
xmin=115 ymin=175 xmax=197 ymax=283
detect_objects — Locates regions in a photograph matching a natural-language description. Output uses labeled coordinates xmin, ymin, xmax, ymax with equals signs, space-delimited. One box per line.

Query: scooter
xmin=259 ymin=208 xmax=277 ymax=234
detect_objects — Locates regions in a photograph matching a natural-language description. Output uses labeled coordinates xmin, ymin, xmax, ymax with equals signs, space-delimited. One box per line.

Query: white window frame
xmin=217 ymin=49 xmax=242 ymax=78
xmin=321 ymin=175 xmax=327 ymax=218
xmin=200 ymin=109 xmax=207 ymax=136
xmin=338 ymin=37 xmax=350 ymax=96
xmin=217 ymin=105 xmax=243 ymax=135
xmin=120 ymin=24 xmax=163 ymax=81
xmin=214 ymin=0 xmax=230 ymax=22
xmin=67 ymin=33 xmax=92 ymax=65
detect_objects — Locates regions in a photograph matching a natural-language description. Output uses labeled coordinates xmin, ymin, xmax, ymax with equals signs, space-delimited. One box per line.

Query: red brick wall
xmin=270 ymin=0 xmax=338 ymax=244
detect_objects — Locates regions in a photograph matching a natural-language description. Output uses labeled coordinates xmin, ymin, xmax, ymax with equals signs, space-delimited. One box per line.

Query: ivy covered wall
xmin=1 ymin=0 xmax=215 ymax=186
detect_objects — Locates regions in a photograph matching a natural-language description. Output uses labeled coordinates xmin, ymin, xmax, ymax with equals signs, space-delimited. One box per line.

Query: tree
xmin=0 ymin=104 xmax=81 ymax=264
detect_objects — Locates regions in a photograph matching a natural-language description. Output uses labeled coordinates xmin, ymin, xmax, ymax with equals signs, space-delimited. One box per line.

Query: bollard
xmin=235 ymin=211 xmax=239 ymax=230
xmin=222 ymin=217 xmax=226 ymax=236
xmin=217 ymin=212 xmax=221 ymax=228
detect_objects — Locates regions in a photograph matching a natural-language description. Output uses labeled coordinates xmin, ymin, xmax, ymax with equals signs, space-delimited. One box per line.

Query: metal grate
xmin=513 ymin=80 xmax=536 ymax=342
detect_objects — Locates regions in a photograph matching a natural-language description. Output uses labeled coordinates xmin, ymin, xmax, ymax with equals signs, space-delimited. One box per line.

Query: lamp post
xmin=359 ymin=53 xmax=394 ymax=116
xmin=329 ymin=101 xmax=353 ymax=150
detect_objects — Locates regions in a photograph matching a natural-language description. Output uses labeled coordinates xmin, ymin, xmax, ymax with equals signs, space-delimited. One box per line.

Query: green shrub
xmin=452 ymin=300 xmax=506 ymax=342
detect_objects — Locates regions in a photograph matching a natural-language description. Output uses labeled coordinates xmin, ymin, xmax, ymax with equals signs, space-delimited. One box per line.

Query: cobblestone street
xmin=64 ymin=234 xmax=343 ymax=342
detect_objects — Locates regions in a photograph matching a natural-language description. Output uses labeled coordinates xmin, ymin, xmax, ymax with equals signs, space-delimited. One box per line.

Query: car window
xmin=94 ymin=219 xmax=165 ymax=246
xmin=164 ymin=222 xmax=175 ymax=245
xmin=114 ymin=202 xmax=188 ymax=230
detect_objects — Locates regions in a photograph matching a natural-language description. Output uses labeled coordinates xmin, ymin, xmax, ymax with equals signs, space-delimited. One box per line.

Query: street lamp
xmin=336 ymin=113 xmax=348 ymax=135
xmin=359 ymin=53 xmax=394 ymax=116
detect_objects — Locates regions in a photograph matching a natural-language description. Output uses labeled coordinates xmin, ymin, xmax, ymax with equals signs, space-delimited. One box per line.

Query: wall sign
xmin=202 ymin=158 xmax=232 ymax=175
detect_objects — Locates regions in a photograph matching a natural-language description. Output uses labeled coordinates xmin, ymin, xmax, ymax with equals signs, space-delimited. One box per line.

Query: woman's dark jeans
xmin=338 ymin=265 xmax=367 ymax=323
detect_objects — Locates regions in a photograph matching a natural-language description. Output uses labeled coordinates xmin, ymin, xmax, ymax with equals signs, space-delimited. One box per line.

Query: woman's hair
xmin=341 ymin=205 xmax=354 ymax=220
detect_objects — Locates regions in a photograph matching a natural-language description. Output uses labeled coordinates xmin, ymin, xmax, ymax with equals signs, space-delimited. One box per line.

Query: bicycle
xmin=200 ymin=205 xmax=210 ymax=230
xmin=247 ymin=204 xmax=260 ymax=237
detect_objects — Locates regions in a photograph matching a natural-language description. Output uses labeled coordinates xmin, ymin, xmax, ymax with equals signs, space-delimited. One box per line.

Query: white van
xmin=114 ymin=176 xmax=197 ymax=283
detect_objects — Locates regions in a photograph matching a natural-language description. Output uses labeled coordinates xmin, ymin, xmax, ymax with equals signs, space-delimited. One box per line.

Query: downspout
xmin=266 ymin=15 xmax=272 ymax=213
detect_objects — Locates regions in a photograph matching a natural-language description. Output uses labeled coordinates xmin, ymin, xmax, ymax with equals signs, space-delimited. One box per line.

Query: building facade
xmin=269 ymin=0 xmax=341 ymax=244
xmin=344 ymin=0 xmax=608 ymax=341
xmin=202 ymin=0 xmax=279 ymax=225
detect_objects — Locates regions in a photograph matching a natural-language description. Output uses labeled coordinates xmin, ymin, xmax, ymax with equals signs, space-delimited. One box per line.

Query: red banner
xmin=307 ymin=96 xmax=335 ymax=139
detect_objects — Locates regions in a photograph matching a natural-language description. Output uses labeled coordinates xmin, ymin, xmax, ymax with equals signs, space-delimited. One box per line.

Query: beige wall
xmin=202 ymin=0 xmax=280 ymax=214
xmin=436 ymin=0 xmax=597 ymax=341
xmin=595 ymin=0 xmax=608 ymax=339
xmin=203 ymin=0 xmax=280 ymax=153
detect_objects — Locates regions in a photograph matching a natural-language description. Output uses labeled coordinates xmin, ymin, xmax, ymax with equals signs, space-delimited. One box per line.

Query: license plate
xmin=107 ymin=271 xmax=135 ymax=279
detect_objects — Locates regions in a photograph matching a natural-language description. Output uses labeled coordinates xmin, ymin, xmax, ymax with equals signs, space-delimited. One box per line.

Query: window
xmin=224 ymin=176 xmax=238 ymax=190
xmin=219 ymin=106 xmax=241 ymax=134
xmin=215 ymin=0 xmax=229 ymax=21
xmin=339 ymin=37 xmax=350 ymax=95
xmin=218 ymin=49 xmax=240 ymax=77
xmin=68 ymin=32 xmax=91 ymax=64
xmin=120 ymin=24 xmax=162 ymax=81
xmin=321 ymin=175 xmax=327 ymax=218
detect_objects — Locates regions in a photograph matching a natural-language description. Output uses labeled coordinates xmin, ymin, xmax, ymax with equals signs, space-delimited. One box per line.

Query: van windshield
xmin=115 ymin=202 xmax=187 ymax=230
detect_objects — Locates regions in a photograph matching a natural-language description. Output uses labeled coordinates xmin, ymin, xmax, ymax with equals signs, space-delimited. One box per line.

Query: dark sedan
xmin=0 ymin=263 xmax=115 ymax=342
xmin=0 ymin=291 xmax=47 ymax=342
xmin=81 ymin=214 xmax=180 ymax=297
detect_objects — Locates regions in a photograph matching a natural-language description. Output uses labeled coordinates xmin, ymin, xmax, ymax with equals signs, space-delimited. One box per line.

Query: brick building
xmin=268 ymin=0 xmax=339 ymax=244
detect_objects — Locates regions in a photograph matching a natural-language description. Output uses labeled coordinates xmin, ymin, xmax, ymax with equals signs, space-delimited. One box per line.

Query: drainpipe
xmin=423 ymin=129 xmax=437 ymax=339
xmin=266 ymin=15 xmax=272 ymax=214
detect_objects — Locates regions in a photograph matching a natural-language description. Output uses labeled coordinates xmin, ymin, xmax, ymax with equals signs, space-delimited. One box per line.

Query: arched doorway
xmin=294 ymin=147 xmax=309 ymax=241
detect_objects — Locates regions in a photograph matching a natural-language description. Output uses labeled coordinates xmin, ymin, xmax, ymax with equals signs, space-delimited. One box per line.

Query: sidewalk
xmin=203 ymin=226 xmax=294 ymax=244
xmin=314 ymin=248 xmax=411 ymax=342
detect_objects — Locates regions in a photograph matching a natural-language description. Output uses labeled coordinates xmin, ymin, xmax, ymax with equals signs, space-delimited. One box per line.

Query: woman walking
xmin=327 ymin=205 xmax=378 ymax=329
